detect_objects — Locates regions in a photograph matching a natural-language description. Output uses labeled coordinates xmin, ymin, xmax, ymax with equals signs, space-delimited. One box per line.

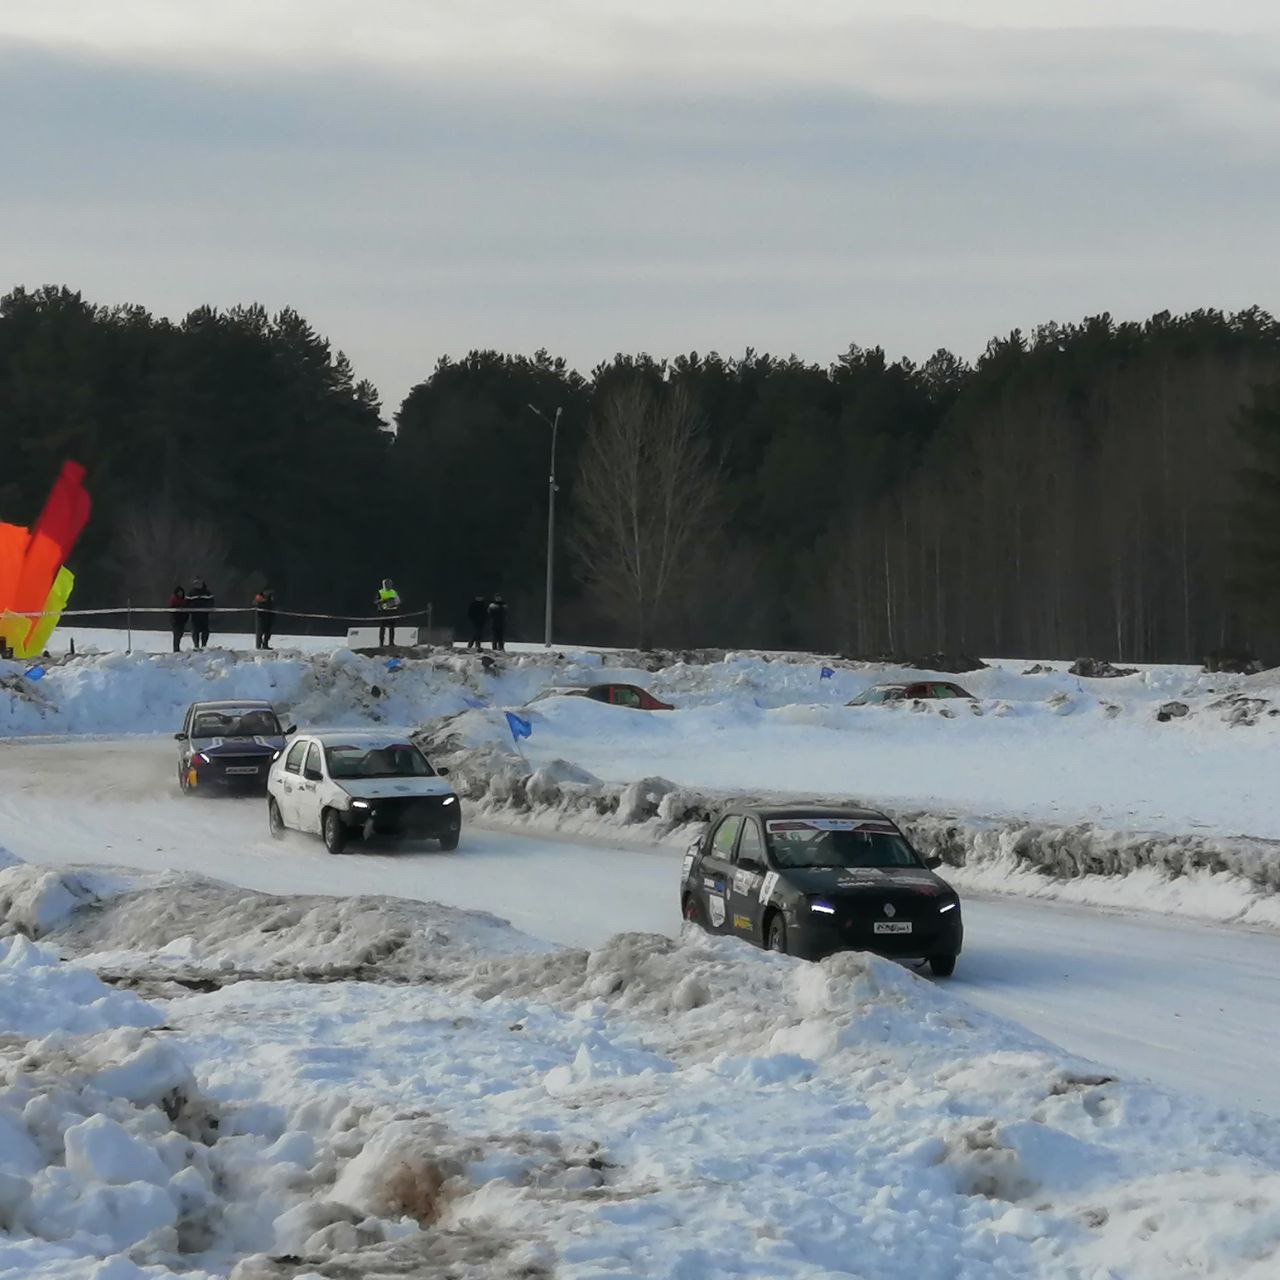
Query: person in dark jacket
xmin=466 ymin=595 xmax=488 ymax=649
xmin=188 ymin=579 xmax=214 ymax=649
xmin=254 ymin=588 xmax=276 ymax=650
xmin=488 ymin=595 xmax=508 ymax=651
xmin=168 ymin=586 xmax=188 ymax=653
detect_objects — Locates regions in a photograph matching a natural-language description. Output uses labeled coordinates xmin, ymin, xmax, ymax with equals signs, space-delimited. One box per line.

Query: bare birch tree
xmin=571 ymin=379 xmax=722 ymax=647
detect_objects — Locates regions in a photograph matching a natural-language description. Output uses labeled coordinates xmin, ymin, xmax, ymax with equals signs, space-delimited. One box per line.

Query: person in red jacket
xmin=168 ymin=586 xmax=188 ymax=652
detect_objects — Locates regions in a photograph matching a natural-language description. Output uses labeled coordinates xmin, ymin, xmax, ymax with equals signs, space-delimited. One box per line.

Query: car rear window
xmin=765 ymin=819 xmax=919 ymax=870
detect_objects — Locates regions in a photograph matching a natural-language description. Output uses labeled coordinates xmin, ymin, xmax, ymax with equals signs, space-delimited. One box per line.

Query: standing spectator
xmin=375 ymin=578 xmax=401 ymax=647
xmin=254 ymin=587 xmax=276 ymax=650
xmin=488 ymin=595 xmax=508 ymax=651
xmin=466 ymin=595 xmax=488 ymax=649
xmin=168 ymin=586 xmax=188 ymax=653
xmin=188 ymin=578 xmax=214 ymax=650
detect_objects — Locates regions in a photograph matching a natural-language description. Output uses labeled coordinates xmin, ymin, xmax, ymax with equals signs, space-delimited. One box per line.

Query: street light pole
xmin=528 ymin=404 xmax=562 ymax=648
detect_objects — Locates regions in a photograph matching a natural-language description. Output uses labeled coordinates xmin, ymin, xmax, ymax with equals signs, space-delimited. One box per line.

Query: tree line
xmin=3 ymin=284 xmax=1280 ymax=660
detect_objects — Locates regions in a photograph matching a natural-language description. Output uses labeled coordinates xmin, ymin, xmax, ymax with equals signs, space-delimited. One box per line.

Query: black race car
xmin=680 ymin=804 xmax=963 ymax=976
xmin=176 ymin=699 xmax=293 ymax=795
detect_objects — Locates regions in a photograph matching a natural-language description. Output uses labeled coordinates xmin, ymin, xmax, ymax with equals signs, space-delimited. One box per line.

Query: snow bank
xmin=422 ymin=733 xmax=1280 ymax=930
xmin=13 ymin=868 xmax=1280 ymax=1279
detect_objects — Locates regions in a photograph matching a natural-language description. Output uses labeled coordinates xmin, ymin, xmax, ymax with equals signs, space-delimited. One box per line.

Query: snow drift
xmin=5 ymin=857 xmax=1280 ymax=1278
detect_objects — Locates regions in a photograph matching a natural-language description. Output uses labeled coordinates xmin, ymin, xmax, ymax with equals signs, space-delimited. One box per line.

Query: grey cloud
xmin=2 ymin=40 xmax=1277 ymax=412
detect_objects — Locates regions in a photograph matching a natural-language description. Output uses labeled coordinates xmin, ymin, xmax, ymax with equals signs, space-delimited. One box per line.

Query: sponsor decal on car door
xmin=729 ymin=818 xmax=768 ymax=941
xmin=701 ymin=815 xmax=742 ymax=933
xmin=299 ymin=741 xmax=325 ymax=833
xmin=277 ymin=739 xmax=308 ymax=827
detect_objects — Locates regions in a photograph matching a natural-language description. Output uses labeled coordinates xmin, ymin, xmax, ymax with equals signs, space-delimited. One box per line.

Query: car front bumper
xmin=185 ymin=760 xmax=273 ymax=790
xmin=787 ymin=908 xmax=963 ymax=963
xmin=340 ymin=795 xmax=462 ymax=839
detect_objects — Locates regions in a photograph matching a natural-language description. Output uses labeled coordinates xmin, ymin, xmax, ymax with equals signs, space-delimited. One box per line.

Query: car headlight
xmin=351 ymin=799 xmax=371 ymax=810
xmin=939 ymin=900 xmax=958 ymax=914
xmin=441 ymin=795 xmax=457 ymax=806
xmin=196 ymin=752 xmax=210 ymax=764
xmin=808 ymin=898 xmax=836 ymax=915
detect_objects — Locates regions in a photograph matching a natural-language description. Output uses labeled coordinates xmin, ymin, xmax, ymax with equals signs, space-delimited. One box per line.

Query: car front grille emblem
xmin=883 ymin=902 xmax=896 ymax=918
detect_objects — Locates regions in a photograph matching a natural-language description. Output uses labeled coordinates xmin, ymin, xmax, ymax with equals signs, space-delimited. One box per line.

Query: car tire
xmin=439 ymin=831 xmax=459 ymax=852
xmin=766 ymin=913 xmax=788 ymax=954
xmin=322 ymin=809 xmax=347 ymax=855
xmin=929 ymin=954 xmax=957 ymax=978
xmin=268 ymin=797 xmax=285 ymax=840
xmin=681 ymin=893 xmax=705 ymax=929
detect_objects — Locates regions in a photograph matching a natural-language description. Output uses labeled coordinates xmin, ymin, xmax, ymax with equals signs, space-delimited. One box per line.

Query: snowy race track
xmin=3 ymin=737 xmax=1280 ymax=1117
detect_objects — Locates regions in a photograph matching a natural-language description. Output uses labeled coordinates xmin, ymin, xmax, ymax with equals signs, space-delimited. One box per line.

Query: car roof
xmin=723 ymin=803 xmax=895 ymax=823
xmin=300 ymin=731 xmax=424 ymax=748
xmin=188 ymin=700 xmax=276 ymax=711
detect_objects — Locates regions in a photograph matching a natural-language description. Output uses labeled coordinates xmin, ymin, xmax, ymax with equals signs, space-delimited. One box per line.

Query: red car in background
xmin=530 ymin=683 xmax=675 ymax=710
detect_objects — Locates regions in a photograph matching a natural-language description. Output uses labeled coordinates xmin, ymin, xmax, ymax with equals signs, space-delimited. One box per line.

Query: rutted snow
xmin=5 ymin=868 xmax=1280 ymax=1278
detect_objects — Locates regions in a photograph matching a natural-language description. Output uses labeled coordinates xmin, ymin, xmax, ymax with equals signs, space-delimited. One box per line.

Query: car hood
xmin=782 ymin=866 xmax=953 ymax=899
xmin=337 ymin=778 xmax=455 ymax=800
xmin=191 ymin=736 xmax=283 ymax=755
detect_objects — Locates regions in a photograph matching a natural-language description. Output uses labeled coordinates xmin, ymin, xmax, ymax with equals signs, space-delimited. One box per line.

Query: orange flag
xmin=0 ymin=522 xmax=29 ymax=615
xmin=8 ymin=462 xmax=91 ymax=650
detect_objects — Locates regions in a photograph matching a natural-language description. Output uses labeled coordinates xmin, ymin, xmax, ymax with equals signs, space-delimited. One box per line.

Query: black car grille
xmin=833 ymin=889 xmax=951 ymax=952
xmin=365 ymin=796 xmax=455 ymax=831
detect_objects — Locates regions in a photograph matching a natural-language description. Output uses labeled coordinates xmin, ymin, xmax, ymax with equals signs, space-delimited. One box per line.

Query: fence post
xmin=126 ymin=599 xmax=132 ymax=655
xmin=427 ymin=602 xmax=432 ymax=646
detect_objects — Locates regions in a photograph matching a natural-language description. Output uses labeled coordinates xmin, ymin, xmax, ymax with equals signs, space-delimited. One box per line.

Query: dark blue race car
xmin=176 ymin=699 xmax=293 ymax=795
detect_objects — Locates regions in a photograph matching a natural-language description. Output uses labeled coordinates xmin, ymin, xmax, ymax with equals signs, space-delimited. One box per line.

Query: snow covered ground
xmin=5 ymin=860 xmax=1280 ymax=1279
xmin=6 ymin=638 xmax=1280 ymax=1274
xmin=2 ymin=739 xmax=1280 ymax=1117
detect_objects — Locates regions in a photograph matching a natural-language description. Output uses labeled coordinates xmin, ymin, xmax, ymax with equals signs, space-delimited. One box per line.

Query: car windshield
xmin=848 ymin=686 xmax=902 ymax=706
xmin=766 ymin=821 xmax=920 ymax=870
xmin=191 ymin=708 xmax=281 ymax=738
xmin=324 ymin=743 xmax=434 ymax=779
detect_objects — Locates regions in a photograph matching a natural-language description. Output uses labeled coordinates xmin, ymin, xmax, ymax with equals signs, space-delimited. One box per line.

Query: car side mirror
xmin=284 ymin=725 xmax=297 ymax=736
xmin=304 ymin=767 xmax=323 ymax=782
xmin=435 ymin=766 xmax=450 ymax=776
xmin=174 ymin=732 xmax=187 ymax=741
xmin=739 ymin=857 xmax=765 ymax=873
xmin=924 ymin=856 xmax=942 ymax=870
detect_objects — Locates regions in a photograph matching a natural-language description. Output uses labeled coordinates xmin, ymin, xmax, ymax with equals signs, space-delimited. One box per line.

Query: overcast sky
xmin=4 ymin=2 xmax=1278 ymax=415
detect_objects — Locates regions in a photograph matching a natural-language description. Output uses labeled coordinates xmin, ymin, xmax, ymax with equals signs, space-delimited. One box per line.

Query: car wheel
xmin=929 ymin=954 xmax=957 ymax=978
xmin=681 ymin=893 xmax=706 ymax=929
xmin=766 ymin=913 xmax=788 ymax=954
xmin=439 ymin=831 xmax=460 ymax=851
xmin=178 ymin=764 xmax=193 ymax=795
xmin=322 ymin=809 xmax=347 ymax=855
xmin=268 ymin=797 xmax=285 ymax=840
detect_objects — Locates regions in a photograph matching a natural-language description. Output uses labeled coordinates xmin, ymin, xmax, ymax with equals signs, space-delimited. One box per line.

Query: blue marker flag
xmin=820 ymin=666 xmax=835 ymax=680
xmin=505 ymin=711 xmax=533 ymax=743
xmin=385 ymin=657 xmax=404 ymax=671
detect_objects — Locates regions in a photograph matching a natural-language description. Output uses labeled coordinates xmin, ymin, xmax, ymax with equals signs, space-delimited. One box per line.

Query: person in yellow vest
xmin=375 ymin=578 xmax=401 ymax=647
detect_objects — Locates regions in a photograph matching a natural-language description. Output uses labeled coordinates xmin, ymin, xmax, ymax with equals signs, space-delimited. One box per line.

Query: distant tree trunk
xmin=570 ymin=379 xmax=722 ymax=647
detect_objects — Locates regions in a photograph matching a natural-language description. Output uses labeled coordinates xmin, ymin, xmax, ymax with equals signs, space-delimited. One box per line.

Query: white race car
xmin=266 ymin=731 xmax=461 ymax=854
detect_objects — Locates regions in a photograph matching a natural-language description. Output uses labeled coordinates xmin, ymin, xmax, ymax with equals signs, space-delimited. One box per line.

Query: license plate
xmin=226 ymin=766 xmax=260 ymax=775
xmin=873 ymin=921 xmax=912 ymax=935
